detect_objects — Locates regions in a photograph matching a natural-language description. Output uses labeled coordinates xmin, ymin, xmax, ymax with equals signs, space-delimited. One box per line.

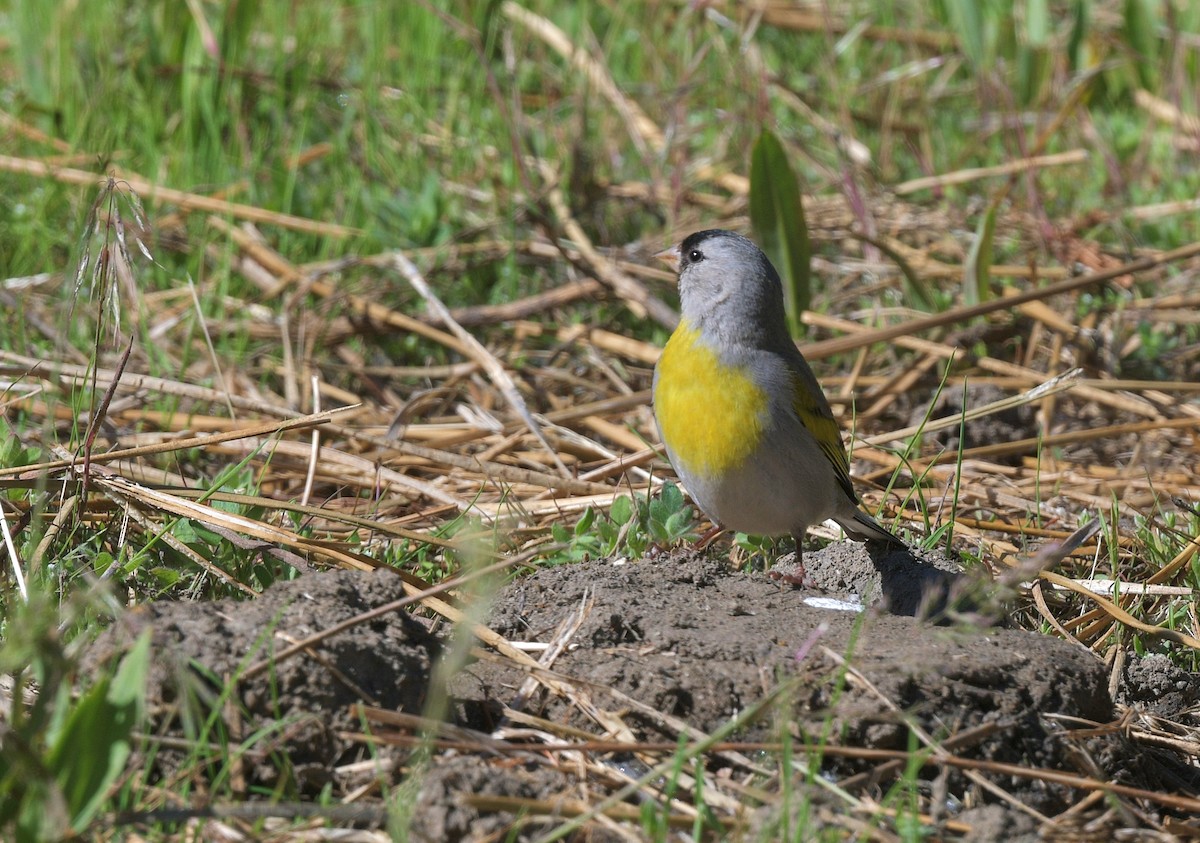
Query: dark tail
xmin=837 ymin=510 xmax=904 ymax=547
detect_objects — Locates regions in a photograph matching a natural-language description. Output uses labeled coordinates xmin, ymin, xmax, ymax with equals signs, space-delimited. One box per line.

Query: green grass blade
xmin=1017 ymin=0 xmax=1051 ymax=104
xmin=945 ymin=0 xmax=989 ymax=69
xmin=749 ymin=129 xmax=812 ymax=335
xmin=1025 ymin=0 xmax=1050 ymax=46
xmin=963 ymin=203 xmax=997 ymax=306
xmin=1123 ymin=0 xmax=1160 ymax=89
xmin=1067 ymin=0 xmax=1091 ymax=72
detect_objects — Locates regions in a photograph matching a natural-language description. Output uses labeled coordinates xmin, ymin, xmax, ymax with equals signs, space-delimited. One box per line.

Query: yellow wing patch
xmin=655 ymin=322 xmax=767 ymax=479
xmin=791 ymin=373 xmax=857 ymax=502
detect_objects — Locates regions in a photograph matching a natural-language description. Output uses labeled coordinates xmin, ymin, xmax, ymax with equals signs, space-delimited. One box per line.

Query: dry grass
xmin=4 ymin=171 xmax=1198 ymax=594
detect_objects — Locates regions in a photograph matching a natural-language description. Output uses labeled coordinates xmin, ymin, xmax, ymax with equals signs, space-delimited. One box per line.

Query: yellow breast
xmin=654 ymin=321 xmax=767 ymax=479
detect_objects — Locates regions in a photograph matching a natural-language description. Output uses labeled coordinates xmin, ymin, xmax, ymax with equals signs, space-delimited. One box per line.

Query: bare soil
xmin=90 ymin=543 xmax=1200 ymax=841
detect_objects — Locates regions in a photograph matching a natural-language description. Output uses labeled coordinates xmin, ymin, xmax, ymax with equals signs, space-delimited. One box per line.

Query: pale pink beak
xmin=654 ymin=244 xmax=680 ymax=272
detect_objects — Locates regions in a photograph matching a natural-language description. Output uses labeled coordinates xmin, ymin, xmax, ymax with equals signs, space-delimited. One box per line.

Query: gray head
xmin=670 ymin=229 xmax=789 ymax=347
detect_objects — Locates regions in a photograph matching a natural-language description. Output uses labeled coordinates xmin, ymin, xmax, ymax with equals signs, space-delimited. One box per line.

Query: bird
xmin=652 ymin=229 xmax=900 ymax=584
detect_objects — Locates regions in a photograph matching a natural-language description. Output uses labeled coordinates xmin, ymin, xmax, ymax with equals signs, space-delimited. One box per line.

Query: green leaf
xmin=1025 ymin=0 xmax=1049 ymax=46
xmin=664 ymin=511 xmax=695 ymax=542
xmin=1122 ymin=0 xmax=1159 ymax=89
xmin=626 ymin=532 xmax=648 ymax=557
xmin=963 ymin=204 xmax=997 ymax=306
xmin=648 ymin=517 xmax=668 ymax=544
xmin=946 ymin=0 xmax=989 ymax=69
xmin=611 ymin=495 xmax=632 ymax=526
xmin=749 ymin=130 xmax=811 ymax=335
xmin=660 ymin=482 xmax=683 ymax=512
xmin=46 ymin=631 xmax=150 ymax=832
xmin=648 ymin=499 xmax=666 ymax=525
xmin=575 ymin=507 xmax=595 ymax=535
xmin=1016 ymin=0 xmax=1052 ymax=104
xmin=1016 ymin=45 xmax=1050 ymax=106
xmin=598 ymin=526 xmax=618 ymax=556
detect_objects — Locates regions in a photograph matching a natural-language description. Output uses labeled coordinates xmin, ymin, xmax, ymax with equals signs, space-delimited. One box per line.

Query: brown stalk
xmin=0 ymin=154 xmax=359 ymax=238
xmin=800 ymin=241 xmax=1200 ymax=359
xmin=0 ymin=406 xmax=351 ymax=480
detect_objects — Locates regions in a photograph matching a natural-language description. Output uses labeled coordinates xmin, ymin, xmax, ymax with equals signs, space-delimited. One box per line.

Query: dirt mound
xmin=87 ymin=569 xmax=438 ymax=793
xmin=465 ymin=550 xmax=1109 ymax=803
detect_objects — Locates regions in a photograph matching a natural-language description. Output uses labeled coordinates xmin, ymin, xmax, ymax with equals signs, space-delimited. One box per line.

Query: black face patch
xmin=679 ymin=229 xmax=726 ymax=270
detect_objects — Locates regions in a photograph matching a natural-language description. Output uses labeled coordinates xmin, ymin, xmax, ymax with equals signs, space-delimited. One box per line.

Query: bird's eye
xmin=688 ymin=249 xmax=704 ymax=263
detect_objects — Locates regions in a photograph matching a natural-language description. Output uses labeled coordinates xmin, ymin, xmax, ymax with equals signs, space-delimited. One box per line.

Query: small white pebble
xmin=803 ymin=596 xmax=864 ymax=613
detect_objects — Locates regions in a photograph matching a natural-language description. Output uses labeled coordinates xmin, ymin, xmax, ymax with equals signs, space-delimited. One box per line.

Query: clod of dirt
xmin=1096 ymin=654 xmax=1200 ymax=795
xmin=462 ymin=550 xmax=1114 ymax=818
xmin=85 ymin=569 xmax=438 ymax=794
xmin=1118 ymin=653 xmax=1200 ymax=719
xmin=956 ymin=804 xmax=1040 ymax=843
xmin=408 ymin=755 xmax=616 ymax=843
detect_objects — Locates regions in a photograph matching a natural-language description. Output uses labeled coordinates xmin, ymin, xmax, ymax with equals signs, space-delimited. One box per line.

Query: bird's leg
xmin=692 ymin=523 xmax=724 ymax=550
xmin=768 ymin=532 xmax=811 ymax=587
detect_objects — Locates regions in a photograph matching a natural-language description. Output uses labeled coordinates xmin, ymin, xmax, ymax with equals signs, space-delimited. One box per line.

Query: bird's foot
xmin=768 ymin=554 xmax=813 ymax=588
